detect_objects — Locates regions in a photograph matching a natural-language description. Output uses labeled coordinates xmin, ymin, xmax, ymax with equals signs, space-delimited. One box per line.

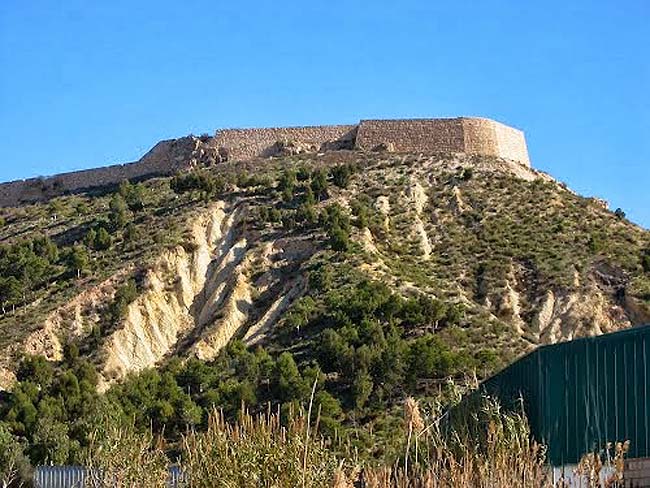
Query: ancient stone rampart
xmin=0 ymin=136 xmax=210 ymax=207
xmin=355 ymin=118 xmax=530 ymax=166
xmin=0 ymin=117 xmax=530 ymax=208
xmin=213 ymin=125 xmax=357 ymax=161
xmin=461 ymin=118 xmax=529 ymax=166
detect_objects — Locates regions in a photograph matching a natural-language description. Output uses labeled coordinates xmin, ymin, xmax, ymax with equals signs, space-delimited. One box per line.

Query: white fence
xmin=33 ymin=466 xmax=184 ymax=488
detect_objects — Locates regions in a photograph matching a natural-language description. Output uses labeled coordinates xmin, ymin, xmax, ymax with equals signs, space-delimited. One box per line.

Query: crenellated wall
xmin=0 ymin=117 xmax=530 ymax=208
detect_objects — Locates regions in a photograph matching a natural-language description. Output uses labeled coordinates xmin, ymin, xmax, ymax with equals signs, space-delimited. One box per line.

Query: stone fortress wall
xmin=0 ymin=117 xmax=530 ymax=207
xmin=213 ymin=125 xmax=358 ymax=161
xmin=354 ymin=118 xmax=529 ymax=166
xmin=0 ymin=137 xmax=207 ymax=207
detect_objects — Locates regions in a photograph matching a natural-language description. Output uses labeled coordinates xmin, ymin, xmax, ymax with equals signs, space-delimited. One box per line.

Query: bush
xmin=273 ymin=352 xmax=306 ymax=402
xmin=0 ymin=423 xmax=30 ymax=487
xmin=97 ymin=227 xmax=113 ymax=250
xmin=64 ymin=245 xmax=89 ymax=278
xmin=123 ymin=222 xmax=140 ymax=243
xmin=16 ymin=355 xmax=53 ymax=388
xmin=642 ymin=248 xmax=650 ymax=273
xmin=351 ymin=370 xmax=373 ymax=409
xmin=310 ymin=169 xmax=329 ymax=200
xmin=109 ymin=194 xmax=130 ymax=229
xmin=330 ymin=164 xmax=353 ymax=188
xmin=108 ymin=279 xmax=138 ymax=324
xmin=277 ymin=169 xmax=297 ymax=202
xmin=296 ymin=166 xmax=311 ymax=182
xmin=171 ymin=171 xmax=226 ymax=199
xmin=0 ymin=236 xmax=60 ymax=307
xmin=320 ymin=204 xmax=351 ymax=234
xmin=119 ymin=181 xmax=146 ymax=211
xmin=328 ymin=226 xmax=350 ymax=252
xmin=587 ymin=234 xmax=603 ymax=254
xmin=460 ymin=167 xmax=474 ymax=181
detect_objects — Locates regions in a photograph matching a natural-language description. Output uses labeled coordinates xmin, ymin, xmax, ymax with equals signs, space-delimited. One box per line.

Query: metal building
xmin=476 ymin=324 xmax=650 ymax=466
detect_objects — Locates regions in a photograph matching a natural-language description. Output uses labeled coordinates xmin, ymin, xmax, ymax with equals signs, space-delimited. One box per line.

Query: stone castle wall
xmin=356 ymin=118 xmax=530 ymax=166
xmin=213 ymin=125 xmax=357 ymax=161
xmin=0 ymin=117 xmax=530 ymax=208
xmin=355 ymin=118 xmax=466 ymax=153
xmin=489 ymin=119 xmax=530 ymax=166
xmin=0 ymin=137 xmax=203 ymax=207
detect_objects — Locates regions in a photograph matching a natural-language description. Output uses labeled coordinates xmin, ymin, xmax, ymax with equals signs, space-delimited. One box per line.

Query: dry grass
xmin=351 ymin=396 xmax=551 ymax=488
xmin=81 ymin=397 xmax=627 ymax=488
xmin=180 ymin=405 xmax=340 ymax=488
xmin=82 ymin=422 xmax=169 ymax=487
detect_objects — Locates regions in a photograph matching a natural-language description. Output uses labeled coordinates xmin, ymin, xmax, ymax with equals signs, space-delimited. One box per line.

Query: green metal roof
xmin=476 ymin=325 xmax=650 ymax=465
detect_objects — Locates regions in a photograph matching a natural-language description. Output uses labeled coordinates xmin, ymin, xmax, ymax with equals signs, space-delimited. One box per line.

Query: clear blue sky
xmin=1 ymin=0 xmax=648 ymax=227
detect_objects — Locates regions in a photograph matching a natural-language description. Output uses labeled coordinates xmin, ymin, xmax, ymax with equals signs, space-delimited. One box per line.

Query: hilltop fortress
xmin=0 ymin=117 xmax=529 ymax=207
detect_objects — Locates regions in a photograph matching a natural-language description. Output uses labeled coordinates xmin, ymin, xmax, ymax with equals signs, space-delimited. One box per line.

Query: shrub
xmin=310 ymin=168 xmax=329 ymax=200
xmin=65 ymin=245 xmax=89 ymax=278
xmin=320 ymin=203 xmax=351 ymax=234
xmin=0 ymin=423 xmax=30 ymax=487
xmin=109 ymin=194 xmax=130 ymax=229
xmin=119 ymin=181 xmax=146 ymax=211
xmin=460 ymin=167 xmax=474 ymax=181
xmin=95 ymin=227 xmax=112 ymax=251
xmin=330 ymin=164 xmax=353 ymax=188
xmin=328 ymin=226 xmax=350 ymax=252
xmin=108 ymin=279 xmax=138 ymax=324
xmin=296 ymin=166 xmax=311 ymax=182
xmin=642 ymin=248 xmax=650 ymax=273
xmin=123 ymin=222 xmax=140 ymax=243
xmin=278 ymin=169 xmax=297 ymax=202
xmin=171 ymin=171 xmax=225 ymax=198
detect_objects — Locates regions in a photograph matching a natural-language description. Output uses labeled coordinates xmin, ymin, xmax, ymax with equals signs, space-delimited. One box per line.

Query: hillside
xmin=0 ymin=148 xmax=649 ymax=468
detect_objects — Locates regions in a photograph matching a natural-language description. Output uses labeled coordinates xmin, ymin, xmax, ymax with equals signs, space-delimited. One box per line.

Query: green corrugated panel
xmin=478 ymin=325 xmax=650 ymax=465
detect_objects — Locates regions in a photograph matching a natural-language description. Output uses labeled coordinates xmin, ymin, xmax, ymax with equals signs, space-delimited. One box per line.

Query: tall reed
xmin=80 ymin=396 xmax=628 ymax=487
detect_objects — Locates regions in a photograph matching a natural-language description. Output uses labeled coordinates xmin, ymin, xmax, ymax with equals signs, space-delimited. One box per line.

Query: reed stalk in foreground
xmin=82 ymin=423 xmax=169 ymax=488
xmin=81 ymin=396 xmax=628 ymax=488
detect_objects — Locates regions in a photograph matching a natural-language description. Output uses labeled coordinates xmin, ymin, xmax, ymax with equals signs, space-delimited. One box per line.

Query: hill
xmin=0 ymin=146 xmax=648 ymax=468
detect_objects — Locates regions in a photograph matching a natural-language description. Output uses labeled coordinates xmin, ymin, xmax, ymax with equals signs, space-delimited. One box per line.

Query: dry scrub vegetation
xmin=73 ymin=396 xmax=625 ymax=488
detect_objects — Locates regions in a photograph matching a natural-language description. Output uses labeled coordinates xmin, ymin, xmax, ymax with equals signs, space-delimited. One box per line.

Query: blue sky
xmin=1 ymin=0 xmax=648 ymax=227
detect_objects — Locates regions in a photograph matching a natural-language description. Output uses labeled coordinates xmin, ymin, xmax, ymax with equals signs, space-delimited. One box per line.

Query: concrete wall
xmin=213 ymin=125 xmax=357 ymax=161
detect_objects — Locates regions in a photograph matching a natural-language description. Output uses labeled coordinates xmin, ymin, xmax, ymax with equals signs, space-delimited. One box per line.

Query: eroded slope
xmin=1 ymin=150 xmax=649 ymax=390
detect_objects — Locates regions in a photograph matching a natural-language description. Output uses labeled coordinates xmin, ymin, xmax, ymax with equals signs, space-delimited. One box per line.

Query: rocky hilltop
xmin=0 ymin=117 xmax=528 ymax=207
